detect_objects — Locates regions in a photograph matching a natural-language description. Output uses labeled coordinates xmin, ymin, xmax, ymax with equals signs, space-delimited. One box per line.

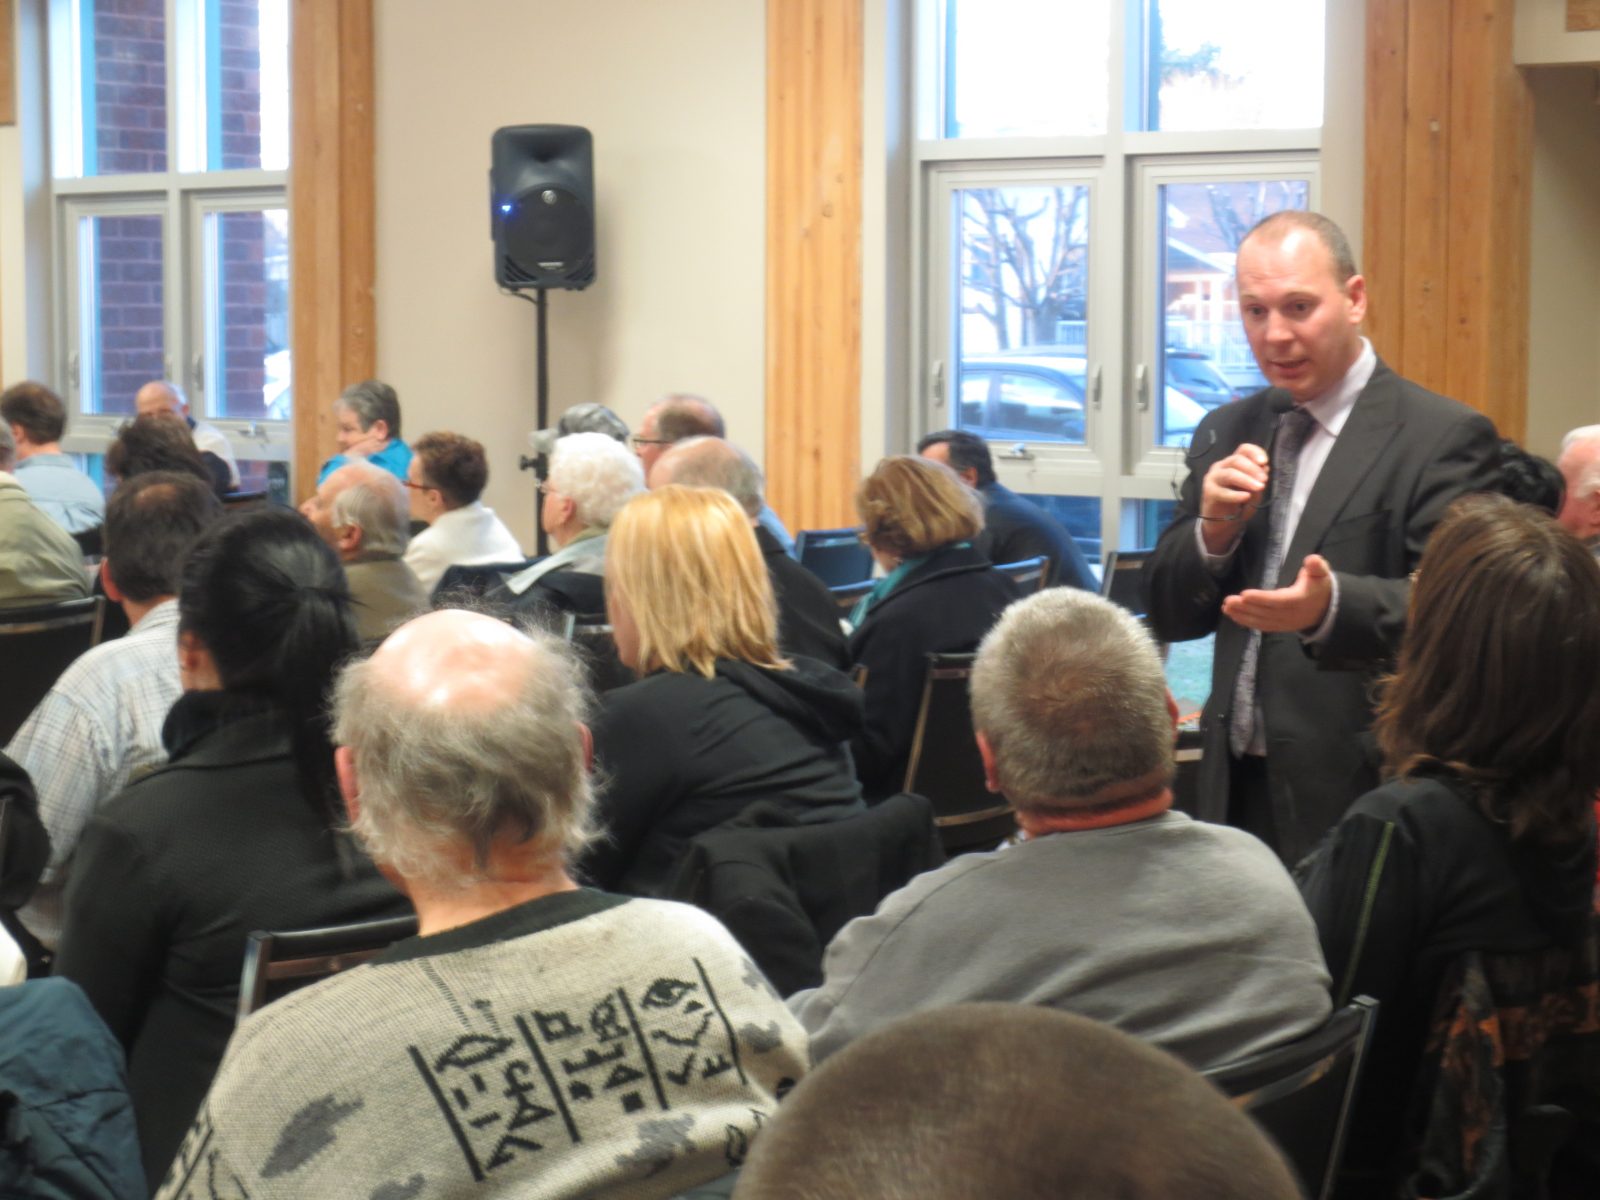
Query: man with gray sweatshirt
xmin=791 ymin=588 xmax=1333 ymax=1069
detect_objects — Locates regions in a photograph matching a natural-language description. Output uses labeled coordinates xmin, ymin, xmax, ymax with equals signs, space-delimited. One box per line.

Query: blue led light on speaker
xmin=500 ymin=203 xmax=513 ymax=214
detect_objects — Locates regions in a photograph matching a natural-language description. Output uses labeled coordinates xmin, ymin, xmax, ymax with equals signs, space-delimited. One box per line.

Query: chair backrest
xmin=901 ymin=652 xmax=1016 ymax=855
xmin=566 ymin=620 xmax=637 ymax=693
xmin=237 ymin=912 xmax=420 ymax=1020
xmin=829 ymin=578 xmax=874 ymax=613
xmin=433 ymin=559 xmax=531 ymax=603
xmin=795 ymin=527 xmax=874 ymax=588
xmin=221 ymin=489 xmax=269 ymax=510
xmin=0 ymin=597 xmax=105 ymax=745
xmin=1204 ymin=996 xmax=1378 ymax=1200
xmin=71 ymin=525 xmax=103 ymax=560
xmin=994 ymin=555 xmax=1049 ymax=594
xmin=1099 ymin=548 xmax=1153 ymax=616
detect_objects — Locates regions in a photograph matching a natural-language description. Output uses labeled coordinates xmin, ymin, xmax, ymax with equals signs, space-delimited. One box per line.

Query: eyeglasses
xmin=629 ymin=435 xmax=672 ymax=449
xmin=402 ymin=478 xmax=438 ymax=492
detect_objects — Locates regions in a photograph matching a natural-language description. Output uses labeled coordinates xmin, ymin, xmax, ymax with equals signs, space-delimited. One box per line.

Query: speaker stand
xmin=508 ymin=286 xmax=552 ymax=558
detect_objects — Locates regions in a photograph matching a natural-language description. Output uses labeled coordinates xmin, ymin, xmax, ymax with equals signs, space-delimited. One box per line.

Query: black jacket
xmin=759 ymin=525 xmax=850 ymax=669
xmin=977 ymin=481 xmax=1095 ymax=591
xmin=52 ymin=691 xmax=409 ymax=1188
xmin=846 ymin=543 xmax=1020 ymax=798
xmin=1297 ymin=772 xmax=1597 ymax=1187
xmin=581 ymin=656 xmax=865 ymax=897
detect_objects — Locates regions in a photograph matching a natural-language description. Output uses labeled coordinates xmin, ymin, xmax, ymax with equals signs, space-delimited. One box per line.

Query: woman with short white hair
xmin=492 ymin=431 xmax=644 ymax=619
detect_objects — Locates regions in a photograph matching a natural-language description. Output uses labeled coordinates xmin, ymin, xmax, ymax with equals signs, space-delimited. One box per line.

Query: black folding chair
xmin=796 ymin=527 xmax=874 ymax=588
xmin=1099 ymin=548 xmax=1153 ymax=617
xmin=433 ymin=559 xmax=531 ymax=604
xmin=994 ymin=555 xmax=1049 ymax=594
xmin=565 ymin=618 xmax=637 ymax=694
xmin=0 ymin=597 xmax=105 ymax=745
xmin=236 ymin=912 xmax=420 ymax=1020
xmin=902 ymin=652 xmax=1016 ymax=855
xmin=1204 ymin=996 xmax=1378 ymax=1200
xmin=829 ymin=578 xmax=874 ymax=614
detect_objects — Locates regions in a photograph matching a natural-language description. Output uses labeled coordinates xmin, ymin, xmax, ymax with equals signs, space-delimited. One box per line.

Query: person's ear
xmin=1344 ymin=273 xmax=1369 ymax=325
xmin=337 ymin=522 xmax=364 ymax=557
xmin=336 ymin=745 xmax=362 ymax=823
xmin=975 ymin=730 xmax=1001 ymax=794
xmin=959 ymin=467 xmax=980 ymax=489
xmin=368 ymin=418 xmax=390 ymax=443
xmin=101 ymin=559 xmax=125 ymax=605
xmin=577 ymin=722 xmax=595 ymax=774
xmin=1165 ymin=689 xmax=1181 ymax=742
xmin=177 ymin=630 xmax=222 ymax=690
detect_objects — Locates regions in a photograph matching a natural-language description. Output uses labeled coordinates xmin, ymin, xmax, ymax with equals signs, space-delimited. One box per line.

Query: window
xmin=916 ymin=0 xmax=1326 ymax=566
xmin=49 ymin=0 xmax=292 ymax=500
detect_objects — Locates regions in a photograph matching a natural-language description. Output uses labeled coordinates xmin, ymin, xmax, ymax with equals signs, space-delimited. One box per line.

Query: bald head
xmin=636 ymin=393 xmax=726 ymax=473
xmin=135 ymin=380 xmax=189 ymax=421
xmin=1557 ymin=426 xmax=1600 ymax=542
xmin=301 ymin=460 xmax=410 ymax=560
xmin=332 ymin=610 xmax=596 ymax=887
xmin=648 ymin=436 xmax=765 ymax=519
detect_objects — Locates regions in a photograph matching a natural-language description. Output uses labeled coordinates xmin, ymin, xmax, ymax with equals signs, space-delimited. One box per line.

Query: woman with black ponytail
xmin=55 ymin=507 xmax=409 ymax=1189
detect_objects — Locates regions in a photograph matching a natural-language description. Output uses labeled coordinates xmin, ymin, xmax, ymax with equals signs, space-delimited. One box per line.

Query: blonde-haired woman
xmin=579 ymin=485 xmax=865 ymax=895
xmin=849 ymin=455 xmax=1020 ymax=798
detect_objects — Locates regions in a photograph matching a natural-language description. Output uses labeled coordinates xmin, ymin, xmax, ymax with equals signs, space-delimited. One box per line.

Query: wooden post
xmin=765 ymin=0 xmax=864 ymax=531
xmin=1363 ymin=0 xmax=1530 ymax=441
xmin=289 ymin=0 xmax=375 ymax=501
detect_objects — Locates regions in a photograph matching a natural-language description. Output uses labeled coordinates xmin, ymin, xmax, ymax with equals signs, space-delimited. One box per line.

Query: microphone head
xmin=1267 ymin=393 xmax=1296 ymax=417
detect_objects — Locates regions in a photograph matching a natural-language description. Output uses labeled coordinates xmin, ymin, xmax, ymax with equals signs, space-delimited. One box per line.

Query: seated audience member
xmin=104 ymin=415 xmax=225 ymax=496
xmin=634 ymin=393 xmax=794 ymax=553
xmin=579 ymin=486 xmax=864 ymax=896
xmin=54 ymin=508 xmax=408 ymax=1188
xmin=317 ymin=378 xmax=412 ymax=484
xmin=847 ymin=456 xmax=1019 ymax=798
xmin=403 ymin=431 xmax=524 ymax=594
xmin=735 ymin=1005 xmax=1301 ymax=1200
xmin=9 ymin=472 xmax=220 ymax=952
xmin=300 ymin=461 xmax=427 ymax=642
xmin=0 ymin=381 xmax=104 ymax=534
xmin=1298 ymin=493 xmax=1600 ymax=1196
xmin=0 ymin=424 xmax=90 ymax=609
xmin=488 ymin=430 xmax=644 ymax=619
xmin=1496 ymin=438 xmax=1564 ymax=515
xmin=135 ymin=379 xmax=240 ymax=490
xmin=917 ymin=428 xmax=1095 ymax=591
xmin=1556 ymin=424 xmax=1600 ymax=555
xmin=156 ymin=610 xmax=808 ymax=1200
xmin=794 ymin=587 xmax=1331 ymax=1066
xmin=650 ymin=437 xmax=849 ymax=669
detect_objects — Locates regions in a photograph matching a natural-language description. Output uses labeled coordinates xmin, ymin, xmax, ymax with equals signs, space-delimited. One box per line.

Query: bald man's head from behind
xmin=647 ymin=436 xmax=765 ymax=521
xmin=332 ymin=610 xmax=596 ymax=904
xmin=733 ymin=1004 xmax=1302 ymax=1200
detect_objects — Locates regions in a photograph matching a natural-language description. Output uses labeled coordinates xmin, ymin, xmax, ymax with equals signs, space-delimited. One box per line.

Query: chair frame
xmin=993 ymin=555 xmax=1050 ymax=594
xmin=902 ymin=652 xmax=1015 ymax=835
xmin=1204 ymin=995 xmax=1378 ymax=1200
xmin=237 ymin=913 xmax=420 ymax=1020
xmin=0 ymin=595 xmax=106 ymax=643
xmin=796 ymin=526 xmax=874 ymax=588
xmin=829 ymin=578 xmax=874 ymax=613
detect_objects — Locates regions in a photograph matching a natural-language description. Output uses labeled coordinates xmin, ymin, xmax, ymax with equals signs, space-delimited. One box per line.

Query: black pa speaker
xmin=490 ymin=125 xmax=595 ymax=291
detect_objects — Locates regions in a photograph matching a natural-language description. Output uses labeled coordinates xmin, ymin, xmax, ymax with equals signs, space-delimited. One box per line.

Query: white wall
xmin=373 ymin=0 xmax=766 ymax=550
xmin=1525 ymin=66 xmax=1600 ymax=457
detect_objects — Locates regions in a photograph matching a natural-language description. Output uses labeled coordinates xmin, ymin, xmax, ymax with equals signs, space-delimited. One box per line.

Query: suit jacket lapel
xmin=1279 ymin=363 xmax=1403 ymax=579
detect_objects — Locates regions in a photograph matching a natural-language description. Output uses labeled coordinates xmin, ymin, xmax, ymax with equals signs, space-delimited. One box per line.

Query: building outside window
xmin=48 ymin=0 xmax=291 ymax=499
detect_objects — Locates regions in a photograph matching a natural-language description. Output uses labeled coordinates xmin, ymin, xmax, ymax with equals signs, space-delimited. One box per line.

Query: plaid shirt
xmin=7 ymin=600 xmax=183 ymax=947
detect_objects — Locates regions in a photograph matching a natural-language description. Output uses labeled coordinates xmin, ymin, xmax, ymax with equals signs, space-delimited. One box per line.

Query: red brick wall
xmin=92 ymin=0 xmax=168 ymax=175
xmin=93 ymin=215 xmax=164 ymax=414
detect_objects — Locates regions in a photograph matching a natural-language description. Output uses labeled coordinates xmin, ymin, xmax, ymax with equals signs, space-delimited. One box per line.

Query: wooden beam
xmin=1363 ymin=0 xmax=1530 ymax=441
xmin=289 ymin=0 xmax=375 ymax=501
xmin=1570 ymin=0 xmax=1600 ymax=32
xmin=765 ymin=0 xmax=863 ymax=532
xmin=0 ymin=0 xmax=15 ymax=127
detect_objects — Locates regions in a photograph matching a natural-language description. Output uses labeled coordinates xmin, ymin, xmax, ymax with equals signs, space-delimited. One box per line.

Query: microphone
xmin=1266 ymin=392 xmax=1295 ymax=417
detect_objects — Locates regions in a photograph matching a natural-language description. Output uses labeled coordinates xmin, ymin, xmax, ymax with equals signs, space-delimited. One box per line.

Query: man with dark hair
xmin=1 ymin=381 xmax=105 ymax=534
xmin=402 ymin=431 xmax=524 ymax=593
xmin=105 ymin=417 xmax=228 ymax=496
xmin=635 ymin=393 xmax=794 ymax=553
xmin=917 ymin=429 xmax=1095 ymax=590
xmin=0 ymin=423 xmax=90 ymax=609
xmin=7 ymin=471 xmax=222 ymax=950
xmin=1145 ymin=209 xmax=1500 ymax=863
xmin=736 ymin=1005 xmax=1303 ymax=1200
xmin=135 ymin=380 xmax=240 ymax=490
xmin=650 ymin=436 xmax=848 ymax=668
xmin=317 ymin=378 xmax=413 ymax=485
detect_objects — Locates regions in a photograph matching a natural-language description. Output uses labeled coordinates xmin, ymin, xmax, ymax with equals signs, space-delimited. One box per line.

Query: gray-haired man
xmin=300 ymin=461 xmax=427 ymax=641
xmin=159 ymin=610 xmax=807 ymax=1200
xmin=792 ymin=588 xmax=1332 ymax=1069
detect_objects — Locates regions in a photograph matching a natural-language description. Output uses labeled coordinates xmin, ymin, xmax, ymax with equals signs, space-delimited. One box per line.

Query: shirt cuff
xmin=1193 ymin=518 xmax=1239 ymax=576
xmin=1301 ymin=570 xmax=1340 ymax=644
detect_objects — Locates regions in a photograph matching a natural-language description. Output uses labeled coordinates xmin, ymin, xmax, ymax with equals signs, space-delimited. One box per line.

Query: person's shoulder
xmin=1368 ymin=363 xmax=1493 ymax=427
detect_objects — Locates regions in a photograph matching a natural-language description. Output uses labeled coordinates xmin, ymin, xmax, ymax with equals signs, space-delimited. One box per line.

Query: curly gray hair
xmin=548 ymin=431 xmax=645 ymax=529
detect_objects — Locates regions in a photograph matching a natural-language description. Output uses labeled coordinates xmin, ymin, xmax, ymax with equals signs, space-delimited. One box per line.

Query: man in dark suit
xmin=917 ymin=430 xmax=1096 ymax=591
xmin=649 ymin=435 xmax=850 ymax=670
xmin=1145 ymin=211 xmax=1499 ymax=864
